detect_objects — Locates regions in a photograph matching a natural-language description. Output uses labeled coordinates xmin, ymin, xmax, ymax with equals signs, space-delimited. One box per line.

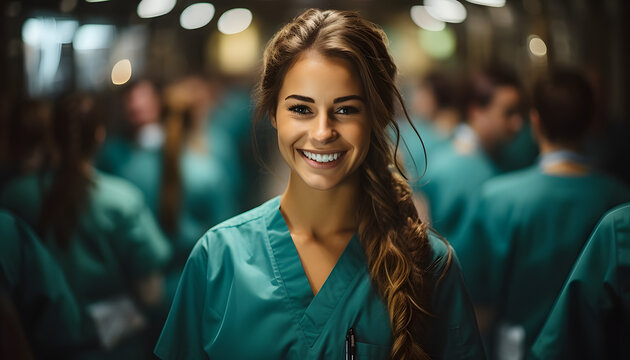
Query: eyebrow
xmin=284 ymin=94 xmax=364 ymax=103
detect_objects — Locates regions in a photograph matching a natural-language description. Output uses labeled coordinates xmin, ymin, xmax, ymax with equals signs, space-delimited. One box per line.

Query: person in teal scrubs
xmin=1 ymin=93 xmax=172 ymax=359
xmin=419 ymin=67 xmax=524 ymax=247
xmin=0 ymin=210 xmax=80 ymax=359
xmin=529 ymin=202 xmax=630 ymax=359
xmin=155 ymin=9 xmax=485 ymax=360
xmin=457 ymin=69 xmax=630 ymax=359
xmin=399 ymin=71 xmax=461 ymax=186
xmin=97 ymin=78 xmax=238 ymax=297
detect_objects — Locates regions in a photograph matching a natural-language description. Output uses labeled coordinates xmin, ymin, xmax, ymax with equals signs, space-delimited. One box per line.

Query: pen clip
xmin=345 ymin=328 xmax=357 ymax=360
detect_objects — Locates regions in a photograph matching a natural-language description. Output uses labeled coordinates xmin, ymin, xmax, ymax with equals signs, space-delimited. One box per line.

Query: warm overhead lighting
xmin=528 ymin=35 xmax=547 ymax=57
xmin=217 ymin=8 xmax=253 ymax=35
xmin=410 ymin=5 xmax=445 ymax=31
xmin=137 ymin=0 xmax=176 ymax=19
xmin=424 ymin=0 xmax=467 ymax=24
xmin=112 ymin=59 xmax=132 ymax=85
xmin=180 ymin=3 xmax=215 ymax=30
xmin=85 ymin=0 xmax=110 ymax=3
xmin=466 ymin=0 xmax=505 ymax=7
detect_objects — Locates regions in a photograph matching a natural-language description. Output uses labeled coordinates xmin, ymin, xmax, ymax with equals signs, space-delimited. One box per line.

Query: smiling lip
xmin=298 ymin=149 xmax=347 ymax=169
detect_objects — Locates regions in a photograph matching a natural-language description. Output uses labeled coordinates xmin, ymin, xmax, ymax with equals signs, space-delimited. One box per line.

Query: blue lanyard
xmin=538 ymin=150 xmax=590 ymax=169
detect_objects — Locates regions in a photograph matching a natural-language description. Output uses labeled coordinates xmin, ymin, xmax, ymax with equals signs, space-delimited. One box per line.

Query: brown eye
xmin=335 ymin=106 xmax=359 ymax=115
xmin=288 ymin=105 xmax=312 ymax=115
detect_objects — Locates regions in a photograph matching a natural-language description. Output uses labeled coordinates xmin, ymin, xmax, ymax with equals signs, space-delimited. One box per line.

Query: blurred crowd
xmin=1 ymin=63 xmax=630 ymax=359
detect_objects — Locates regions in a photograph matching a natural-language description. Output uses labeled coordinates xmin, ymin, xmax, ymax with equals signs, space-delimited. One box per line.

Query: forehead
xmin=278 ymin=50 xmax=363 ymax=100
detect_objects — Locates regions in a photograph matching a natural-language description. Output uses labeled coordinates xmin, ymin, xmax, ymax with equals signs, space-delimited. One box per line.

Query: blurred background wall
xmin=1 ymin=0 xmax=629 ymax=185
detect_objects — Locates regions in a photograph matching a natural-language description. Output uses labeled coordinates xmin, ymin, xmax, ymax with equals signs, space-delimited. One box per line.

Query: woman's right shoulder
xmin=190 ymin=196 xmax=281 ymax=259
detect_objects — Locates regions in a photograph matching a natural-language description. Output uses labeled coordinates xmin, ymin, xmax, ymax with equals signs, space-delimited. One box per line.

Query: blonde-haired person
xmin=155 ymin=9 xmax=485 ymax=360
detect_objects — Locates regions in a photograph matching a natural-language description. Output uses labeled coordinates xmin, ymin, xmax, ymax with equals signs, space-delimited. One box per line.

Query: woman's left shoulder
xmin=424 ymin=229 xmax=454 ymax=274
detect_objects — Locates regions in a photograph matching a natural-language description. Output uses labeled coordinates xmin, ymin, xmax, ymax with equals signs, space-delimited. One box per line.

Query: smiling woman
xmin=274 ymin=51 xmax=370 ymax=190
xmin=154 ymin=8 xmax=485 ymax=360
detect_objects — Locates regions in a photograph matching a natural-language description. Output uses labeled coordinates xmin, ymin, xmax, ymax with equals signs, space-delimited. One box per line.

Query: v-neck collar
xmin=263 ymin=196 xmax=366 ymax=347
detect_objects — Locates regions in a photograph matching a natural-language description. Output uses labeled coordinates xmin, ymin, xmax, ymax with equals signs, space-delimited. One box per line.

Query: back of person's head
xmin=256 ymin=9 xmax=437 ymax=359
xmin=40 ymin=92 xmax=104 ymax=247
xmin=7 ymin=99 xmax=54 ymax=173
xmin=464 ymin=65 xmax=521 ymax=113
xmin=414 ymin=70 xmax=458 ymax=118
xmin=53 ymin=93 xmax=104 ymax=160
xmin=533 ymin=68 xmax=594 ymax=145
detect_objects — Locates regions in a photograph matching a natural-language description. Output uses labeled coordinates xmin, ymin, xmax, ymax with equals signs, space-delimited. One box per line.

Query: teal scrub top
xmin=530 ymin=203 xmax=630 ymax=359
xmin=155 ymin=196 xmax=486 ymax=360
xmin=457 ymin=166 xmax=630 ymax=351
xmin=418 ymin=126 xmax=498 ymax=247
xmin=97 ymin=128 xmax=238 ymax=268
xmin=397 ymin=118 xmax=452 ymax=183
xmin=0 ymin=210 xmax=80 ymax=356
xmin=0 ymin=171 xmax=171 ymax=339
xmin=492 ymin=122 xmax=538 ymax=173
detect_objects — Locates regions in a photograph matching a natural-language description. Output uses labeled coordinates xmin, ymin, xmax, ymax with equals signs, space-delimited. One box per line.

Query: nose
xmin=310 ymin=112 xmax=338 ymax=145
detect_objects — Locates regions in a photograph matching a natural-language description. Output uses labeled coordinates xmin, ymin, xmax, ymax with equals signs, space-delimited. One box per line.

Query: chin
xmin=301 ymin=176 xmax=342 ymax=191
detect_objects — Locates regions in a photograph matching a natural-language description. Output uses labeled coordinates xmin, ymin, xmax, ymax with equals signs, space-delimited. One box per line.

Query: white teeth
xmin=301 ymin=150 xmax=342 ymax=163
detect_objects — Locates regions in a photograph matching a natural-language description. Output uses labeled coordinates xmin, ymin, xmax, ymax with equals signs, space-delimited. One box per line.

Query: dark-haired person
xmin=0 ymin=93 xmax=172 ymax=359
xmin=530 ymin=202 xmax=630 ymax=359
xmin=398 ymin=70 xmax=461 ymax=194
xmin=97 ymin=78 xmax=239 ymax=297
xmin=457 ymin=69 xmax=630 ymax=359
xmin=0 ymin=210 xmax=80 ymax=359
xmin=154 ymin=9 xmax=485 ymax=360
xmin=419 ymin=67 xmax=524 ymax=248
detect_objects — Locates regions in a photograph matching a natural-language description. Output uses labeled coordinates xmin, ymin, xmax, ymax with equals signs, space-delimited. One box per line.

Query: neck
xmin=538 ymin=138 xmax=589 ymax=175
xmin=538 ymin=138 xmax=579 ymax=155
xmin=280 ymin=171 xmax=360 ymax=241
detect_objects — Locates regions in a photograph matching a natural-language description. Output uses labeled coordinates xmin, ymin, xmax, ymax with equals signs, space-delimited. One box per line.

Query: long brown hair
xmin=255 ymin=9 xmax=451 ymax=359
xmin=40 ymin=93 xmax=103 ymax=247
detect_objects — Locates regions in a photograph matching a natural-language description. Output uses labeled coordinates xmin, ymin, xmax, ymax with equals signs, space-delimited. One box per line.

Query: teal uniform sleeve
xmin=155 ymin=235 xmax=215 ymax=360
xmin=110 ymin=186 xmax=172 ymax=278
xmin=530 ymin=203 xmax=630 ymax=359
xmin=455 ymin=195 xmax=507 ymax=307
xmin=427 ymin=235 xmax=487 ymax=359
xmin=0 ymin=210 xmax=81 ymax=355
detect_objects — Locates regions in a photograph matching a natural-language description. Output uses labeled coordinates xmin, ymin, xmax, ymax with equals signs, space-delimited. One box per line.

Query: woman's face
xmin=274 ymin=50 xmax=371 ymax=191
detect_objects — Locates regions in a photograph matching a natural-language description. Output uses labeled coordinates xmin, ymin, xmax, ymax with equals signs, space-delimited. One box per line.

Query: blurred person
xmin=155 ymin=9 xmax=485 ymax=360
xmin=457 ymin=69 xmax=630 ymax=359
xmin=399 ymin=70 xmax=462 ymax=221
xmin=529 ymin=202 xmax=630 ymax=359
xmin=159 ymin=76 xmax=238 ymax=300
xmin=208 ymin=80 xmax=261 ymax=209
xmin=0 ymin=209 xmax=80 ymax=359
xmin=98 ymin=78 xmax=238 ymax=276
xmin=409 ymin=70 xmax=461 ymax=153
xmin=97 ymin=79 xmax=166 ymax=214
xmin=0 ymin=93 xmax=172 ymax=359
xmin=420 ymin=66 xmax=524 ymax=247
xmin=1 ymin=100 xmax=54 ymax=185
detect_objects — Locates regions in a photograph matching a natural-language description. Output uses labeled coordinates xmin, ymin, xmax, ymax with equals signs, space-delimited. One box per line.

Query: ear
xmin=270 ymin=112 xmax=277 ymax=129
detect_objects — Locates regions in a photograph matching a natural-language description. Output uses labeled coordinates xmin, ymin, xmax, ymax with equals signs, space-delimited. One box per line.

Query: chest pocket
xmin=355 ymin=341 xmax=390 ymax=360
